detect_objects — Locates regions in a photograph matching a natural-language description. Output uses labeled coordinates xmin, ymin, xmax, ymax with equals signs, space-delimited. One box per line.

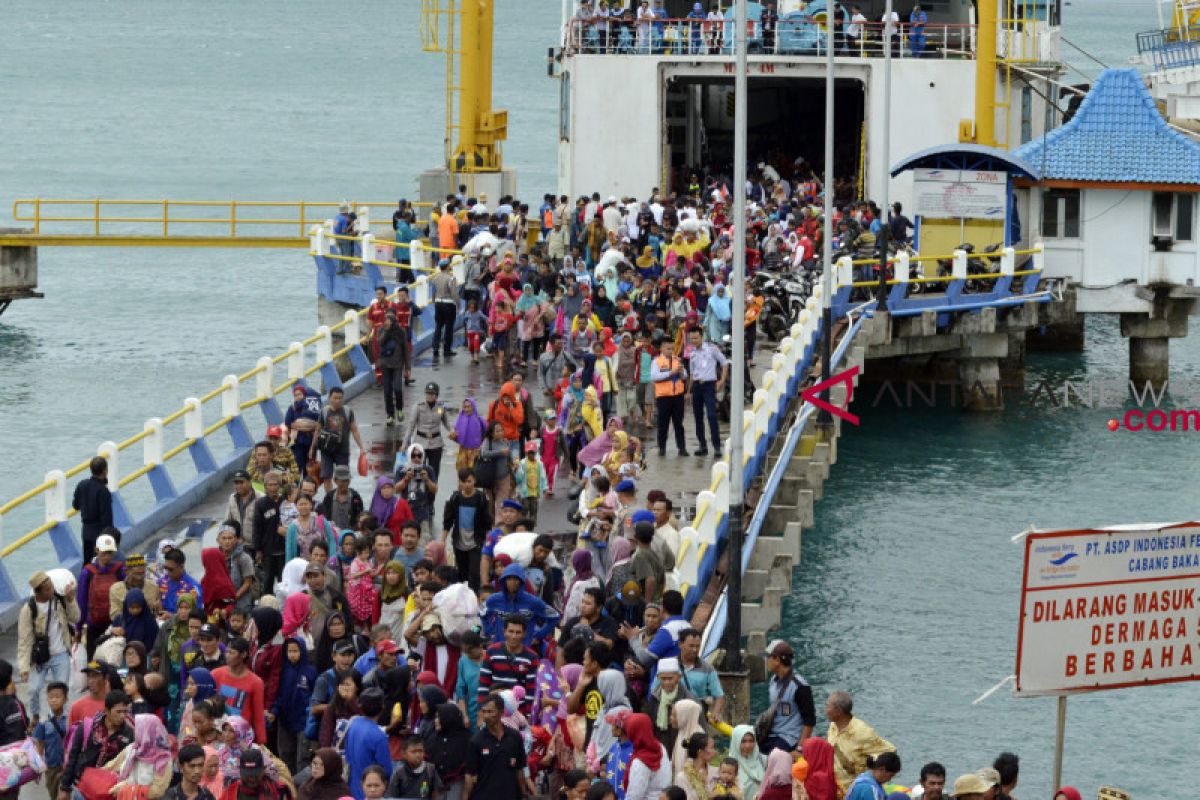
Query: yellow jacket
xmin=828 ymin=717 xmax=896 ymax=789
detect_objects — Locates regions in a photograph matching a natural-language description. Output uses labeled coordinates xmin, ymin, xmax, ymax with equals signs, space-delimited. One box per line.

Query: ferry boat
xmin=552 ymin=0 xmax=1066 ymax=210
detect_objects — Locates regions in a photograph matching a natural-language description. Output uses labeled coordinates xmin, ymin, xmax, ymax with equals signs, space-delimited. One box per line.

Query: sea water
xmin=1 ymin=0 xmax=1194 ymax=793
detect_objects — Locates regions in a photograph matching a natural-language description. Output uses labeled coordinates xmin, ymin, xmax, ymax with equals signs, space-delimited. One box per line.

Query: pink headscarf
xmin=122 ymin=715 xmax=172 ymax=780
xmin=557 ymin=664 xmax=584 ymax=723
xmin=762 ymin=748 xmax=794 ymax=787
xmin=200 ymin=746 xmax=223 ymax=796
xmin=424 ymin=540 xmax=448 ymax=567
xmin=282 ymin=592 xmax=311 ymax=638
xmin=607 ymin=538 xmax=634 ymax=581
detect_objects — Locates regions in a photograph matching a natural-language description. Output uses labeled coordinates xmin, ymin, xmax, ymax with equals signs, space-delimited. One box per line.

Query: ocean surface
xmin=0 ymin=0 xmax=1193 ymax=795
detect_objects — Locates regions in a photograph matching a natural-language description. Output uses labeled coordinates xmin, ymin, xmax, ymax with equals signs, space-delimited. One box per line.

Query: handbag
xmin=754 ymin=673 xmax=798 ymax=744
xmin=77 ymin=766 xmax=119 ymax=800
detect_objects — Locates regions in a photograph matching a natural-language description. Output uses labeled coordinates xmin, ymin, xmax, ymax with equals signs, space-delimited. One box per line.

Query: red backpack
xmin=84 ymin=564 xmax=120 ymax=626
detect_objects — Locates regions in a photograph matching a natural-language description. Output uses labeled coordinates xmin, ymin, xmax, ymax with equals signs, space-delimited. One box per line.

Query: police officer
xmin=686 ymin=328 xmax=729 ymax=458
xmin=405 ymin=382 xmax=451 ymax=482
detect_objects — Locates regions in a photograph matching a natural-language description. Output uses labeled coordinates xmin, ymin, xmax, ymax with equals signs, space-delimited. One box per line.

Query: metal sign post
xmin=818 ymin=0 xmax=835 ymax=421
xmin=721 ymin=0 xmax=749 ymax=674
xmin=1053 ymin=695 xmax=1067 ymax=789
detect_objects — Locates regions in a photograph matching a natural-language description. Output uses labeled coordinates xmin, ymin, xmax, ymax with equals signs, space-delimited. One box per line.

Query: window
xmin=1042 ymin=189 xmax=1080 ymax=238
xmin=1020 ymin=86 xmax=1033 ymax=144
xmin=1152 ymin=191 xmax=1194 ymax=241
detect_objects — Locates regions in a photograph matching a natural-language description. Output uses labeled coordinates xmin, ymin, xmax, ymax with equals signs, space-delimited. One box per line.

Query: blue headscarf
xmin=188 ymin=666 xmax=216 ymax=702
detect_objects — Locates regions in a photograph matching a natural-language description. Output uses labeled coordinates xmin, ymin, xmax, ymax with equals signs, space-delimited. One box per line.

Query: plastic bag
xmin=69 ymin=642 xmax=87 ymax=696
xmin=93 ymin=635 xmax=126 ymax=668
xmin=432 ymin=583 xmax=480 ymax=646
xmin=46 ymin=568 xmax=77 ymax=597
xmin=0 ymin=737 xmax=46 ymax=790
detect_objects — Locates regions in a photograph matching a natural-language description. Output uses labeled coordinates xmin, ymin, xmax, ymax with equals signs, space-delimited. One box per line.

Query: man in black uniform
xmin=464 ymin=694 xmax=532 ymax=799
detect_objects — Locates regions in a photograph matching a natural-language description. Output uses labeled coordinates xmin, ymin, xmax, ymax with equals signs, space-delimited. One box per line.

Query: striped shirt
xmin=477 ymin=642 xmax=538 ymax=713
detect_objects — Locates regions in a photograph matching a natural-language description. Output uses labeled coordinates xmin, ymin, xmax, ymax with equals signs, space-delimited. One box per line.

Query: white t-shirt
xmin=36 ymin=599 xmax=68 ymax=656
xmin=848 ymin=12 xmax=867 ymax=37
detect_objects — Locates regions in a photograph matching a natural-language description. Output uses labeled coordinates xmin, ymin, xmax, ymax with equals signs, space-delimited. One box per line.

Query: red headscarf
xmin=199 ymin=548 xmax=237 ymax=617
xmin=802 ymin=737 xmax=838 ymax=800
xmin=1055 ymin=789 xmax=1082 ymax=800
xmin=623 ymin=713 xmax=662 ymax=790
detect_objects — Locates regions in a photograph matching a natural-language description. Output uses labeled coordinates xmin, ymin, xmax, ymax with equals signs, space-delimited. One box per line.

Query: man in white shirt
xmin=881 ymin=7 xmax=900 ymax=56
xmin=602 ymin=197 xmax=623 ymax=233
xmin=636 ymin=0 xmax=652 ymax=53
xmin=18 ymin=571 xmax=81 ymax=725
xmin=846 ymin=6 xmax=867 ymax=54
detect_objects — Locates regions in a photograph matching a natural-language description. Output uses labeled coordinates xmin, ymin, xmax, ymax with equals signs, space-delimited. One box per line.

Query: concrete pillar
xmin=0 ymin=234 xmax=41 ymax=314
xmin=999 ymin=333 xmax=1027 ymax=398
xmin=1129 ymin=335 xmax=1169 ymax=391
xmin=717 ymin=668 xmax=751 ymax=727
xmin=958 ymin=358 xmax=1004 ymax=411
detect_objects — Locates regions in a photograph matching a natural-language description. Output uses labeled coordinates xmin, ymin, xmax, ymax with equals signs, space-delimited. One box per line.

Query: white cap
xmin=657 ymin=657 xmax=681 ymax=674
xmin=96 ymin=534 xmax=118 ymax=553
xmin=607 ymin=195 xmax=617 ymax=204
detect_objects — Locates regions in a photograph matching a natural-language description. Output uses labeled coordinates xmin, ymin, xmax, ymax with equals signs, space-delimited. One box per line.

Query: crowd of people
xmin=6 ymin=177 xmax=1097 ymax=800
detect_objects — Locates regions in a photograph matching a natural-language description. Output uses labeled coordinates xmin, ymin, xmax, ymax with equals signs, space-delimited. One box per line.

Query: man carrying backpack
xmin=59 ymin=690 xmax=134 ymax=800
xmin=17 ymin=571 xmax=80 ymax=727
xmin=75 ymin=533 xmax=125 ymax=660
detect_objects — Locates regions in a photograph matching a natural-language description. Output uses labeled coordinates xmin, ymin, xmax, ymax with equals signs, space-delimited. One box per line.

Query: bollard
xmin=44 ymin=470 xmax=67 ymax=523
xmin=343 ymin=310 xmax=360 ymax=352
xmin=256 ymin=356 xmax=274 ymax=402
xmin=317 ymin=325 xmax=333 ymax=364
xmin=221 ymin=375 xmax=240 ymax=418
xmin=143 ymin=418 xmax=165 ymax=466
xmin=287 ymin=342 xmax=304 ymax=383
xmin=952 ymin=249 xmax=968 ymax=280
xmin=183 ymin=398 xmax=203 ymax=440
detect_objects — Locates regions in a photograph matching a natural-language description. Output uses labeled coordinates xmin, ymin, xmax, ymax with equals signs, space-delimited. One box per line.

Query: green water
xmin=0 ymin=0 xmax=1194 ymax=794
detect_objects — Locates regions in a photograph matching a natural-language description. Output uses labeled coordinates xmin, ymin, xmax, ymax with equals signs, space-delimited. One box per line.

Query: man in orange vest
xmin=651 ymin=335 xmax=689 ymax=458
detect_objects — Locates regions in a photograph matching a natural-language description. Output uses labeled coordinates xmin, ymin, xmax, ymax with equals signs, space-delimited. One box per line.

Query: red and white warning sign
xmin=1015 ymin=521 xmax=1200 ymax=696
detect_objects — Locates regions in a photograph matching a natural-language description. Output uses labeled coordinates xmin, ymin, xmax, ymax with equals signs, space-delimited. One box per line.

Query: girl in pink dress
xmin=540 ymin=409 xmax=561 ymax=496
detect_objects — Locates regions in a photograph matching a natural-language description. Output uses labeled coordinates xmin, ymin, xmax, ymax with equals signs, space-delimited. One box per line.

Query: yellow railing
xmin=11 ymin=199 xmax=433 ymax=239
xmin=0 ymin=280 xmax=415 ymax=557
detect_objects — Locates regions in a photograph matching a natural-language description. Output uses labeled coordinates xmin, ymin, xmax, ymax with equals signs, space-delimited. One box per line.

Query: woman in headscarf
xmin=200 ymin=548 xmax=239 ymax=621
xmin=378 ymin=561 xmax=408 ymax=643
xmin=669 ymin=698 xmax=705 ymax=771
xmin=451 ymin=397 xmax=488 ymax=471
xmin=314 ymin=610 xmax=368 ymax=675
xmin=219 ymin=716 xmax=280 ymax=784
xmin=757 ymin=749 xmax=797 ymax=800
xmin=178 ymin=666 xmax=216 ymax=746
xmin=410 ymin=683 xmax=447 ymax=748
xmin=248 ymin=605 xmax=285 ymax=721
xmin=515 ymin=284 xmax=546 ymax=368
xmin=297 ymin=748 xmax=353 ymax=800
xmin=367 ymin=476 xmax=413 ymax=542
xmin=429 ymin=702 xmax=470 ymax=800
xmin=730 ymin=725 xmax=768 ymax=799
xmin=580 ymin=386 xmax=604 ymax=443
xmin=598 ymin=707 xmax=633 ymax=795
xmin=277 ymin=557 xmax=311 ymax=603
xmin=600 ymin=430 xmax=631 ymax=485
xmin=562 ymin=550 xmax=601 ymax=621
xmin=703 ymin=282 xmax=733 ymax=342
xmin=275 ymin=637 xmax=316 ymax=775
xmin=801 ymin=737 xmax=837 ymax=800
xmin=424 ymin=540 xmax=448 ymax=568
xmin=330 ymin=530 xmax=358 ymax=592
xmin=560 ymin=372 xmax=590 ymax=479
xmin=123 ymin=641 xmax=148 ymax=676
xmin=103 ymin=714 xmax=174 ymax=799
xmin=199 ymin=746 xmax=224 ymax=797
xmin=281 ymin=592 xmax=312 ymax=643
xmin=592 ymin=285 xmax=617 ymax=330
xmin=578 ymin=416 xmax=623 ymax=475
xmin=623 ymin=713 xmax=672 ymax=800
xmin=112 ymin=588 xmax=158 ymax=653
xmin=588 ymin=669 xmax=630 ymax=774
xmin=606 ymin=537 xmax=635 ymax=591
xmin=488 ymin=382 xmax=526 ymax=459
xmin=152 ymin=590 xmax=197 ymax=733
xmin=1053 ymin=790 xmax=1082 ymax=800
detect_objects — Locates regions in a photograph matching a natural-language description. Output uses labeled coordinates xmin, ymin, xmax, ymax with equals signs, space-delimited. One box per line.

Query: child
xmin=513 ymin=442 xmax=549 ymax=527
xmin=712 ymin=757 xmax=745 ymax=799
xmin=124 ymin=672 xmax=152 ymax=716
xmin=463 ymin=299 xmax=487 ymax=364
xmin=33 ymin=681 xmax=68 ymax=800
xmin=384 ymin=736 xmax=443 ymax=799
xmin=489 ymin=291 xmax=516 ymax=372
xmin=273 ymin=638 xmax=315 ymax=775
xmin=346 ymin=538 xmax=379 ymax=631
xmin=361 ymin=765 xmax=390 ymax=800
xmin=225 ymin=609 xmax=248 ymax=640
xmin=539 ymin=409 xmax=561 ymax=497
xmin=453 ymin=630 xmax=484 ymax=729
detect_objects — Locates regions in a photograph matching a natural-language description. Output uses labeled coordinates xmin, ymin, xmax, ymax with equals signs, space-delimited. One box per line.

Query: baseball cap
xmin=304 ymin=561 xmax=324 ymax=576
xmin=198 ymin=624 xmax=220 ymax=640
xmin=951 ymin=774 xmax=992 ymax=797
xmin=764 ymin=639 xmax=794 ymax=659
xmin=333 ymin=464 xmax=352 ymax=481
xmin=239 ymin=749 xmax=265 ymax=778
xmin=96 ymin=534 xmax=118 ymax=553
xmin=83 ymin=660 xmax=111 ymax=676
xmin=333 ymin=639 xmax=358 ymax=655
xmin=266 ymin=425 xmax=284 ymax=438
xmin=28 ymin=571 xmax=50 ymax=590
xmin=376 ymin=639 xmax=402 ymax=655
xmin=524 ymin=441 xmax=539 ymax=454
xmin=232 ymin=470 xmax=251 ymax=482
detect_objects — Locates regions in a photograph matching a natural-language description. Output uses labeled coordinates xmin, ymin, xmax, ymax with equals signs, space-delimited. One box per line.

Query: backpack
xmin=84 ymin=565 xmax=119 ymax=626
xmin=62 ymin=714 xmax=95 ymax=766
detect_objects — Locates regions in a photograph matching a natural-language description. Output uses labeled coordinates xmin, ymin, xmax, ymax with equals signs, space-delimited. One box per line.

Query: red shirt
xmin=68 ymin=695 xmax=105 ymax=728
xmin=211 ymin=665 xmax=266 ymax=743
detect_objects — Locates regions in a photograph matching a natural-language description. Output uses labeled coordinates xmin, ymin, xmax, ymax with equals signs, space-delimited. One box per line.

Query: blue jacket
xmin=343 ymin=715 xmax=392 ymax=800
xmin=274 ymin=638 xmax=316 ymax=733
xmin=481 ymin=564 xmax=560 ymax=645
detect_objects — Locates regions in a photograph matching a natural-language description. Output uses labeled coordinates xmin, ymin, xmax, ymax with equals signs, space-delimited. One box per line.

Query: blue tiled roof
xmin=1014 ymin=68 xmax=1200 ymax=184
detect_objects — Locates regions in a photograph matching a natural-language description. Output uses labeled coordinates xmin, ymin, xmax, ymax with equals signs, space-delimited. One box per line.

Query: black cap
xmin=232 ymin=470 xmax=251 ymax=481
xmin=425 ymin=382 xmax=440 ymax=395
xmin=239 ymin=748 xmax=264 ymax=777
xmin=198 ymin=624 xmax=220 ymax=639
xmin=333 ymin=640 xmax=357 ymax=655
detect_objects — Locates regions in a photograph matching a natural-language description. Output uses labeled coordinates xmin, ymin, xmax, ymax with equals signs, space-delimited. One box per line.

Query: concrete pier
xmin=1120 ymin=301 xmax=1190 ymax=390
xmin=0 ymin=231 xmax=40 ymax=315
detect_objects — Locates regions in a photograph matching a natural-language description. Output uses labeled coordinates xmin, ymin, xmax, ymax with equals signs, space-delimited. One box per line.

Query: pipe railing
xmin=562 ymin=17 xmax=976 ymax=59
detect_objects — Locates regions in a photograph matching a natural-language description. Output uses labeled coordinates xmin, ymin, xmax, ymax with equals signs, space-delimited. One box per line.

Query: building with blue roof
xmin=1013 ymin=67 xmax=1200 ymax=387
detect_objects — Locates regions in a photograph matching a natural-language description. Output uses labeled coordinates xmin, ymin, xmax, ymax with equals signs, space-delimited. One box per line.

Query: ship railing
xmin=562 ymin=17 xmax=976 ymax=60
xmin=10 ymin=199 xmax=434 ymax=240
xmin=699 ymin=299 xmax=875 ymax=660
xmin=0 ymin=227 xmax=465 ymax=630
xmin=674 ymin=283 xmax=839 ymax=614
xmin=1135 ymin=26 xmax=1200 ymax=70
xmin=826 ymin=242 xmax=1051 ymax=318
